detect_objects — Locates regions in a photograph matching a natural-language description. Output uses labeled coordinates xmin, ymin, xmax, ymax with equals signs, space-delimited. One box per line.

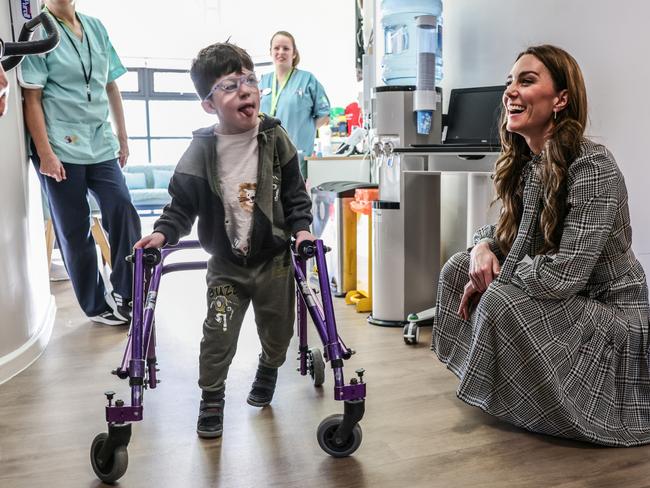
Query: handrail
xmin=1 ymin=12 xmax=60 ymax=72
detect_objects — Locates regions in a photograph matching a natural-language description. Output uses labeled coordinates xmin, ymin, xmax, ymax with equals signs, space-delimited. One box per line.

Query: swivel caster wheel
xmin=317 ymin=414 xmax=363 ymax=458
xmin=90 ymin=432 xmax=129 ymax=484
xmin=403 ymin=322 xmax=419 ymax=345
xmin=307 ymin=348 xmax=326 ymax=387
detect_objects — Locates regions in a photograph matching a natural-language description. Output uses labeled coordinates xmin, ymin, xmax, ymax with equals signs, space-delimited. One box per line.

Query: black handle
xmin=143 ymin=248 xmax=162 ymax=266
xmin=297 ymin=240 xmax=315 ymax=259
xmin=1 ymin=12 xmax=60 ymax=72
xmin=125 ymin=248 xmax=162 ymax=266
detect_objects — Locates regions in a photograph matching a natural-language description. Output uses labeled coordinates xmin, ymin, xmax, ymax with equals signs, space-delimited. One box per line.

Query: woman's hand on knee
xmin=134 ymin=232 xmax=166 ymax=249
xmin=39 ymin=152 xmax=66 ymax=182
xmin=458 ymin=281 xmax=482 ymax=321
xmin=469 ymin=241 xmax=500 ymax=292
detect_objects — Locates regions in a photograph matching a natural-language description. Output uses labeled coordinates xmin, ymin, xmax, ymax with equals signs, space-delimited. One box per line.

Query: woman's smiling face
xmin=503 ymin=54 xmax=567 ymax=153
xmin=270 ymin=34 xmax=295 ymax=70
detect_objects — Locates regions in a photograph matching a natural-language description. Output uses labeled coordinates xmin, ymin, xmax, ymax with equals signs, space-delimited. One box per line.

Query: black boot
xmin=246 ymin=365 xmax=278 ymax=407
xmin=197 ymin=390 xmax=225 ymax=438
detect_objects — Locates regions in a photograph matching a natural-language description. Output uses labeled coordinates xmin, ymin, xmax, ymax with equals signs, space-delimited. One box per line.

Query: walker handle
xmin=292 ymin=239 xmax=331 ymax=260
xmin=297 ymin=240 xmax=316 ymax=259
xmin=125 ymin=248 xmax=162 ymax=266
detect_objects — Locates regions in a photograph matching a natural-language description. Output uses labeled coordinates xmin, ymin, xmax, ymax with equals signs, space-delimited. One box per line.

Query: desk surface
xmin=394 ymin=146 xmax=500 ymax=154
xmin=305 ymin=155 xmax=366 ymax=161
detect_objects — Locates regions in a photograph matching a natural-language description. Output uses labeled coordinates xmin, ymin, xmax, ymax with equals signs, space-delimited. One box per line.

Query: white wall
xmin=442 ymin=0 xmax=650 ymax=272
xmin=82 ymin=0 xmax=359 ymax=108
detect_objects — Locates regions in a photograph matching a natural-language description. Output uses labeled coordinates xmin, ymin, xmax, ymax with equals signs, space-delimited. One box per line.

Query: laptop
xmin=412 ymin=85 xmax=505 ymax=152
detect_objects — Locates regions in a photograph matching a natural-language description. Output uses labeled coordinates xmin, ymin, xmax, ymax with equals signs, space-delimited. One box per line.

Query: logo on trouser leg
xmin=209 ymin=294 xmax=234 ymax=331
xmin=271 ymin=253 xmax=291 ymax=278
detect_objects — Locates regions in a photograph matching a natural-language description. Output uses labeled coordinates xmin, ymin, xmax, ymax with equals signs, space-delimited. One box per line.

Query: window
xmin=118 ymin=70 xmax=140 ymax=93
xmin=122 ymin=100 xmax=147 ymax=137
xmin=148 ymin=100 xmax=212 ymax=138
xmin=153 ymin=71 xmax=196 ymax=95
xmin=121 ymin=67 xmax=198 ymax=164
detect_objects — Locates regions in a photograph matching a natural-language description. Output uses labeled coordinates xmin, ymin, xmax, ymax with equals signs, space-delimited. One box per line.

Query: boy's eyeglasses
xmin=203 ymin=73 xmax=259 ymax=100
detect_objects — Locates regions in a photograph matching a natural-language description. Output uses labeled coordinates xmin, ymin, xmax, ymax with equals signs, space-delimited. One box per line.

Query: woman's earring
xmin=554 ymin=110 xmax=557 ymax=120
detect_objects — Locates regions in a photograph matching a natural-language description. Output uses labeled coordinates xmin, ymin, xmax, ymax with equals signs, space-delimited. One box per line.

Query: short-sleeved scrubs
xmin=20 ymin=10 xmax=126 ymax=164
xmin=19 ymin=10 xmax=140 ymax=318
xmin=259 ymin=69 xmax=330 ymax=175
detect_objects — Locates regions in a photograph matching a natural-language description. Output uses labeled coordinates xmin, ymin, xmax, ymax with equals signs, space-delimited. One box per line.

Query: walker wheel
xmin=308 ymin=348 xmax=326 ymax=387
xmin=317 ymin=414 xmax=363 ymax=457
xmin=90 ymin=432 xmax=129 ymax=484
xmin=403 ymin=323 xmax=419 ymax=345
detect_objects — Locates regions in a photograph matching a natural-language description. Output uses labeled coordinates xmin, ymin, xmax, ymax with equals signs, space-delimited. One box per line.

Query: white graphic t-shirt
xmin=215 ymin=122 xmax=259 ymax=256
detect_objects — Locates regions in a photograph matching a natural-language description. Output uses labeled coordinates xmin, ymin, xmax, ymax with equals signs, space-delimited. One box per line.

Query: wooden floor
xmin=3 ymin=259 xmax=650 ymax=487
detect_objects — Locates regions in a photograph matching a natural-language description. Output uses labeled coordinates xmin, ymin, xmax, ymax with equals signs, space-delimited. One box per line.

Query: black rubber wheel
xmin=90 ymin=432 xmax=128 ymax=484
xmin=308 ymin=348 xmax=326 ymax=387
xmin=317 ymin=414 xmax=363 ymax=457
xmin=403 ymin=324 xmax=417 ymax=345
xmin=402 ymin=324 xmax=411 ymax=344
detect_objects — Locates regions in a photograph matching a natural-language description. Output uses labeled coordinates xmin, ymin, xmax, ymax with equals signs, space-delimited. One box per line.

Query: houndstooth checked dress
xmin=431 ymin=139 xmax=650 ymax=446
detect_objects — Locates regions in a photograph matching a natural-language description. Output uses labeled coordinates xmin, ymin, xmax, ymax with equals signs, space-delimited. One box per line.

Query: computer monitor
xmin=444 ymin=85 xmax=505 ymax=145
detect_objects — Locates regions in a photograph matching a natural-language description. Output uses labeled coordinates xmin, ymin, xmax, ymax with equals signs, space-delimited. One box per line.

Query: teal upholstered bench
xmin=122 ymin=163 xmax=175 ymax=214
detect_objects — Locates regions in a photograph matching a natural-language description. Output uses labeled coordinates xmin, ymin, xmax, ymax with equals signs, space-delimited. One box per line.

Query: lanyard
xmin=270 ymin=68 xmax=293 ymax=117
xmin=54 ymin=13 xmax=93 ymax=102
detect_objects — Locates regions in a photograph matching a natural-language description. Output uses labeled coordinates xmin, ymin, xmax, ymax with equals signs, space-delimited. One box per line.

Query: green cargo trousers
xmin=199 ymin=249 xmax=295 ymax=393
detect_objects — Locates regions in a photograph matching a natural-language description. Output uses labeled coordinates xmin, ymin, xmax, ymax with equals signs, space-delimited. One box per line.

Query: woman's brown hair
xmin=494 ymin=44 xmax=588 ymax=255
xmin=270 ymin=31 xmax=300 ymax=67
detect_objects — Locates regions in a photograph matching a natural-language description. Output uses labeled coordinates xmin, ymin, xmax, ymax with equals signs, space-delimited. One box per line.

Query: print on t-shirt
xmin=238 ymin=183 xmax=257 ymax=212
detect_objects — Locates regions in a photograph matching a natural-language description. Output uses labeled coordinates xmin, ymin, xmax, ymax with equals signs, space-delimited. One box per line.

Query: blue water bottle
xmin=380 ymin=0 xmax=443 ymax=86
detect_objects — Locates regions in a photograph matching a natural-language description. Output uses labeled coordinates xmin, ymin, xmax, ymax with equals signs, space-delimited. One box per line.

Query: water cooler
xmin=368 ymin=0 xmax=444 ymax=326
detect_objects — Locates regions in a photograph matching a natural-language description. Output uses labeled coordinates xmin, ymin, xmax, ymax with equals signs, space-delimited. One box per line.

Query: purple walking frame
xmin=90 ymin=239 xmax=366 ymax=483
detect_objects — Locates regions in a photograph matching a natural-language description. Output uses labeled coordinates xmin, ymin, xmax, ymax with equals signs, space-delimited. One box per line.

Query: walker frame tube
xmin=293 ymin=240 xmax=366 ymax=402
xmin=105 ymin=241 xmax=206 ymax=424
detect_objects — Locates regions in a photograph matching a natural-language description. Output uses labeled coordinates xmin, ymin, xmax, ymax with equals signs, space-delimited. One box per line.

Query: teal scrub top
xmin=19 ymin=11 xmax=127 ymax=164
xmin=259 ymin=69 xmax=330 ymax=159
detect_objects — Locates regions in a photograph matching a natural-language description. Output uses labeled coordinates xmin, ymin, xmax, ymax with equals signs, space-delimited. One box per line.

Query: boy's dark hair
xmin=190 ymin=42 xmax=254 ymax=100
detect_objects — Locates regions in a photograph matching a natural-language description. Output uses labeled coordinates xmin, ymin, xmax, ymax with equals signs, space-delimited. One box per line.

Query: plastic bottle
xmin=319 ymin=125 xmax=332 ymax=156
xmin=345 ymin=102 xmax=362 ymax=135
xmin=380 ymin=0 xmax=443 ymax=86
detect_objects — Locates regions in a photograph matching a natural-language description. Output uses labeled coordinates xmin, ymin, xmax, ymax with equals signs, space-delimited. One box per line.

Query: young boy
xmin=134 ymin=42 xmax=315 ymax=438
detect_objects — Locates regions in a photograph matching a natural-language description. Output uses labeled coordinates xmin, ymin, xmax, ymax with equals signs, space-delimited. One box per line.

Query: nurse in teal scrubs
xmin=259 ymin=31 xmax=330 ymax=178
xmin=21 ymin=0 xmax=140 ymax=326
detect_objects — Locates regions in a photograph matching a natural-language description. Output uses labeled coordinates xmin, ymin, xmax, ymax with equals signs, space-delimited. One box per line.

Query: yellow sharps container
xmin=345 ymin=188 xmax=380 ymax=312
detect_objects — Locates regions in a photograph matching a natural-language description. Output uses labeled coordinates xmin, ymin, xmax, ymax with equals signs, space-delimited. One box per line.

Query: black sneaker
xmin=111 ymin=291 xmax=132 ymax=323
xmin=90 ymin=310 xmax=128 ymax=326
xmin=197 ymin=397 xmax=225 ymax=439
xmin=246 ymin=365 xmax=278 ymax=407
